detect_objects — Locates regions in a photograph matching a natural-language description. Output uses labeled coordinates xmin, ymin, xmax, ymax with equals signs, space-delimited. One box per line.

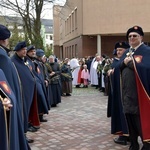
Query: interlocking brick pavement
xmin=28 ymin=86 xmax=137 ymax=150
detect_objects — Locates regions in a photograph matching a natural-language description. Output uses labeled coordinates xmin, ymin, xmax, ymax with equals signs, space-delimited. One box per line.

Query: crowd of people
xmin=0 ymin=24 xmax=150 ymax=150
xmin=106 ymin=26 xmax=150 ymax=150
xmin=0 ymin=24 xmax=72 ymax=150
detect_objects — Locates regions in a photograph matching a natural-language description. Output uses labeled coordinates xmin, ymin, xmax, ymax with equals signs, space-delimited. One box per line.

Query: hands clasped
xmin=124 ymin=57 xmax=132 ymax=65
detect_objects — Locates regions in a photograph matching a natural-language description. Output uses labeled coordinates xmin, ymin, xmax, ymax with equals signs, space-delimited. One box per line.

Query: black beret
xmin=115 ymin=41 xmax=130 ymax=49
xmin=14 ymin=41 xmax=26 ymax=51
xmin=126 ymin=25 xmax=144 ymax=39
xmin=36 ymin=49 xmax=45 ymax=57
xmin=0 ymin=24 xmax=11 ymax=40
xmin=27 ymin=45 xmax=35 ymax=52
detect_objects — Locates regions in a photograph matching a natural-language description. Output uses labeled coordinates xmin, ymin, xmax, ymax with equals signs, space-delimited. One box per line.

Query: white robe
xmin=70 ymin=58 xmax=80 ymax=86
xmin=72 ymin=66 xmax=80 ymax=85
xmin=90 ymin=58 xmax=98 ymax=85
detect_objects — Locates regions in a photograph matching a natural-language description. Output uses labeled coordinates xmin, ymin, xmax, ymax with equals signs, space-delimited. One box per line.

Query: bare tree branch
xmin=0 ymin=0 xmax=56 ymax=49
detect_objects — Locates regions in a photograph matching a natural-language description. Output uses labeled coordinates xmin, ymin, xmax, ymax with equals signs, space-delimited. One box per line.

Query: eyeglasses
xmin=128 ymin=35 xmax=138 ymax=38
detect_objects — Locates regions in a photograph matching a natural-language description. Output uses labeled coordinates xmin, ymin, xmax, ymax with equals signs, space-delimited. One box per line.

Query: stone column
xmin=97 ymin=35 xmax=101 ymax=56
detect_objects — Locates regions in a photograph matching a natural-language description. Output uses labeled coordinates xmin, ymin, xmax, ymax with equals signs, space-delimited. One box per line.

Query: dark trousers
xmin=98 ymin=73 xmax=102 ymax=89
xmin=126 ymin=114 xmax=150 ymax=150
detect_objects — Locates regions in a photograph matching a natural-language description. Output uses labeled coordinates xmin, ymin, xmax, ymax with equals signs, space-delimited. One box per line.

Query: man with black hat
xmin=0 ymin=25 xmax=30 ymax=149
xmin=26 ymin=45 xmax=49 ymax=124
xmin=119 ymin=26 xmax=150 ymax=150
xmin=107 ymin=41 xmax=130 ymax=145
xmin=27 ymin=45 xmax=50 ymax=122
xmin=34 ymin=49 xmax=51 ymax=122
xmin=11 ymin=41 xmax=40 ymax=143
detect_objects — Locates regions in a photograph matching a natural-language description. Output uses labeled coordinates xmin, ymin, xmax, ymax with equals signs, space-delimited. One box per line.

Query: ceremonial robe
xmin=120 ymin=44 xmax=150 ymax=141
xmin=11 ymin=53 xmax=36 ymax=132
xmin=0 ymin=46 xmax=30 ymax=149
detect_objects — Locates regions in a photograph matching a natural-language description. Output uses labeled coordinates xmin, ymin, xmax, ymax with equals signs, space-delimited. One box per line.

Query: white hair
xmin=49 ymin=55 xmax=54 ymax=59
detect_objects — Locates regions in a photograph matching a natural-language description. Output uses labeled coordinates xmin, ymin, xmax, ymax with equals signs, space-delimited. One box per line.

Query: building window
xmin=67 ymin=18 xmax=69 ymax=35
xmin=65 ymin=47 xmax=67 ymax=57
xmin=65 ymin=20 xmax=67 ymax=35
xmin=18 ymin=32 xmax=24 ymax=37
xmin=50 ymin=35 xmax=53 ymax=40
xmin=72 ymin=12 xmax=74 ymax=31
xmin=69 ymin=46 xmax=71 ymax=58
xmin=17 ymin=26 xmax=23 ymax=29
xmin=69 ymin=15 xmax=71 ymax=33
xmin=72 ymin=45 xmax=74 ymax=58
xmin=49 ymin=26 xmax=53 ymax=29
xmin=46 ymin=35 xmax=49 ymax=39
xmin=75 ymin=44 xmax=78 ymax=57
xmin=67 ymin=47 xmax=69 ymax=58
xmin=75 ymin=8 xmax=77 ymax=29
xmin=8 ymin=25 xmax=14 ymax=29
xmin=50 ymin=44 xmax=53 ymax=49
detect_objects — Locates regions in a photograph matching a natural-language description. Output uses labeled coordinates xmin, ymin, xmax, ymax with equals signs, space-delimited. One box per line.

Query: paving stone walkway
xmin=28 ymin=86 xmax=132 ymax=150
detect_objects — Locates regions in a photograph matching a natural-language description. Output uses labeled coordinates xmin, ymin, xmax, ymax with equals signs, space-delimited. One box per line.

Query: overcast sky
xmin=42 ymin=0 xmax=66 ymax=19
xmin=0 ymin=0 xmax=66 ymax=19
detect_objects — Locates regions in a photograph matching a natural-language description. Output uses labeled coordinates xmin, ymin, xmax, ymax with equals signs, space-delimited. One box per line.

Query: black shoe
xmin=76 ymin=85 xmax=80 ymax=88
xmin=28 ymin=126 xmax=37 ymax=132
xmin=39 ymin=115 xmax=47 ymax=122
xmin=40 ymin=118 xmax=47 ymax=122
xmin=126 ymin=136 xmax=130 ymax=142
xmin=114 ymin=137 xmax=127 ymax=145
xmin=61 ymin=93 xmax=66 ymax=96
xmin=51 ymin=104 xmax=57 ymax=107
xmin=66 ymin=93 xmax=71 ymax=96
xmin=26 ymin=137 xmax=34 ymax=143
xmin=32 ymin=126 xmax=40 ymax=130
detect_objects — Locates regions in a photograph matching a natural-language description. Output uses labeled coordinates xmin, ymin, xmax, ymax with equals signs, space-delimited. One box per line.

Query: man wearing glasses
xmin=119 ymin=26 xmax=150 ymax=150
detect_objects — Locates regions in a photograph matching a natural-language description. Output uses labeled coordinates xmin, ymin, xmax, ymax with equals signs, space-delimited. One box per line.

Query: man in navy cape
xmin=0 ymin=25 xmax=30 ymax=149
xmin=27 ymin=46 xmax=49 ymax=122
xmin=0 ymin=69 xmax=11 ymax=150
xmin=118 ymin=25 xmax=150 ymax=149
xmin=35 ymin=49 xmax=50 ymax=111
xmin=0 ymin=69 xmax=22 ymax=150
xmin=107 ymin=42 xmax=130 ymax=145
xmin=11 ymin=41 xmax=39 ymax=142
xmin=107 ymin=49 xmax=118 ymax=118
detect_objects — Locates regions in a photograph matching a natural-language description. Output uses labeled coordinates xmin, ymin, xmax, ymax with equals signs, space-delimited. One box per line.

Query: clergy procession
xmin=1 ymin=24 xmax=150 ymax=150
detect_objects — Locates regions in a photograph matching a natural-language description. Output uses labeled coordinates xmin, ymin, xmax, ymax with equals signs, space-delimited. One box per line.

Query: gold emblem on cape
xmin=37 ymin=67 xmax=41 ymax=74
xmin=0 ymin=81 xmax=11 ymax=94
xmin=134 ymin=55 xmax=142 ymax=63
xmin=134 ymin=26 xmax=138 ymax=30
xmin=29 ymin=66 xmax=32 ymax=71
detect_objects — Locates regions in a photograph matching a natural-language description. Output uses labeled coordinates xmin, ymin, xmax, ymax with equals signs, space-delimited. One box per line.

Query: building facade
xmin=41 ymin=19 xmax=53 ymax=51
xmin=53 ymin=0 xmax=150 ymax=59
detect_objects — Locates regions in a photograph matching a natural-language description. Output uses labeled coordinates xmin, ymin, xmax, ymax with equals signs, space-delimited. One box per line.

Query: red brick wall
xmin=101 ymin=36 xmax=126 ymax=58
xmin=82 ymin=35 xmax=97 ymax=57
xmin=54 ymin=35 xmax=150 ymax=59
xmin=53 ymin=45 xmax=60 ymax=58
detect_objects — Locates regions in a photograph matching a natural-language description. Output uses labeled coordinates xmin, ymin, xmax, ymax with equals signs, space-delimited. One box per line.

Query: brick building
xmin=53 ymin=0 xmax=150 ymax=59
